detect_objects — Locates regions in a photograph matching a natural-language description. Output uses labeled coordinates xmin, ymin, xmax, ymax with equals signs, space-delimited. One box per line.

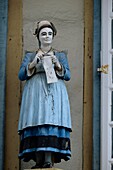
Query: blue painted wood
xmin=0 ymin=0 xmax=8 ymax=169
xmin=93 ymin=0 xmax=101 ymax=169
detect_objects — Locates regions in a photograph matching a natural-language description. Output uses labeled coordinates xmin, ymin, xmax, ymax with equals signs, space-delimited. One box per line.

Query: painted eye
xmin=48 ymin=32 xmax=53 ymax=35
xmin=41 ymin=32 xmax=47 ymax=36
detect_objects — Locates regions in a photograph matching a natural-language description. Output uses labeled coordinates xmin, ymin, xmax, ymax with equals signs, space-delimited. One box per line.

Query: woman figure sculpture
xmin=18 ymin=20 xmax=72 ymax=169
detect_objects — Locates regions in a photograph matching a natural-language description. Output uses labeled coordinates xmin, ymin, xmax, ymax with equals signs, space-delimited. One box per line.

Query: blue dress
xmin=18 ymin=50 xmax=72 ymax=163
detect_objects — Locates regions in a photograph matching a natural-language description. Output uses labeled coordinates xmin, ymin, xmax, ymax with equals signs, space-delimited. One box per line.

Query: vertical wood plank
xmin=24 ymin=168 xmax=63 ymax=170
xmin=83 ymin=0 xmax=93 ymax=169
xmin=93 ymin=0 xmax=101 ymax=169
xmin=0 ymin=0 xmax=8 ymax=169
xmin=5 ymin=0 xmax=22 ymax=169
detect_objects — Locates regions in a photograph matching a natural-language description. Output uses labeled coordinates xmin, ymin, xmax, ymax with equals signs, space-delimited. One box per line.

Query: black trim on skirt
xmin=19 ymin=135 xmax=71 ymax=163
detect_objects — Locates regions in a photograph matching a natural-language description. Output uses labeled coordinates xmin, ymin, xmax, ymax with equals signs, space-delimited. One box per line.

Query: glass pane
xmin=111 ymin=91 xmax=113 ymax=121
xmin=112 ymin=57 xmax=113 ymax=83
xmin=112 ymin=20 xmax=113 ymax=49
xmin=112 ymin=128 xmax=113 ymax=158
xmin=112 ymin=0 xmax=113 ymax=12
xmin=111 ymin=164 xmax=113 ymax=170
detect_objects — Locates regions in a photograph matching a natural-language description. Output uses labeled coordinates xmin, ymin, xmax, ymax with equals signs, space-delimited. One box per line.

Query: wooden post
xmin=4 ymin=0 xmax=22 ymax=170
xmin=24 ymin=169 xmax=63 ymax=170
xmin=83 ymin=0 xmax=93 ymax=170
xmin=0 ymin=0 xmax=8 ymax=170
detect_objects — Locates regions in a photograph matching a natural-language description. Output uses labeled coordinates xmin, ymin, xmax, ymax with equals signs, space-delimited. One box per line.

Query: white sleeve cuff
xmin=27 ymin=64 xmax=35 ymax=77
xmin=56 ymin=65 xmax=65 ymax=77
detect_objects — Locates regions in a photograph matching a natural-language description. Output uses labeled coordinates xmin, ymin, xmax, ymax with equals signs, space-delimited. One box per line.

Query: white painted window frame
xmin=101 ymin=0 xmax=113 ymax=169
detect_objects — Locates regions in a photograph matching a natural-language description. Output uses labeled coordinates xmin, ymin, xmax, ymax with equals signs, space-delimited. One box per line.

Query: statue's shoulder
xmin=24 ymin=50 xmax=36 ymax=59
xmin=25 ymin=50 xmax=36 ymax=55
xmin=53 ymin=49 xmax=68 ymax=56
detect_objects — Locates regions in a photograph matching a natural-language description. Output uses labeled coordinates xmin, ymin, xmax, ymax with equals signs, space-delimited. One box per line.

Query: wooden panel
xmin=83 ymin=0 xmax=93 ymax=169
xmin=4 ymin=0 xmax=22 ymax=170
xmin=0 ymin=0 xmax=8 ymax=169
xmin=93 ymin=0 xmax=101 ymax=169
xmin=25 ymin=168 xmax=62 ymax=170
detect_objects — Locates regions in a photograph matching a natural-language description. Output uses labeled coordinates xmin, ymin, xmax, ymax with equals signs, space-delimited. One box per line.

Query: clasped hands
xmin=28 ymin=54 xmax=62 ymax=71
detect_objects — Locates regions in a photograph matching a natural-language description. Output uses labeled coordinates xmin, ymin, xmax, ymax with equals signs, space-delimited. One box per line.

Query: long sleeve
xmin=18 ymin=52 xmax=36 ymax=81
xmin=55 ymin=52 xmax=71 ymax=81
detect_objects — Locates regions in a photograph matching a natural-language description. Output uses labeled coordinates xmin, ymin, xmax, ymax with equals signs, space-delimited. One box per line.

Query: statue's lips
xmin=44 ymin=39 xmax=50 ymax=41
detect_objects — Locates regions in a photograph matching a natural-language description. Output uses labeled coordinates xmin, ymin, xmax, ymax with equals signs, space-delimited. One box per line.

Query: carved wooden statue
xmin=18 ymin=20 xmax=72 ymax=169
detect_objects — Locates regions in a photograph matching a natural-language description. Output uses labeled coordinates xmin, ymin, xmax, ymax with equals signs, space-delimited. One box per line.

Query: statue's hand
xmin=28 ymin=54 xmax=41 ymax=70
xmin=51 ymin=55 xmax=62 ymax=71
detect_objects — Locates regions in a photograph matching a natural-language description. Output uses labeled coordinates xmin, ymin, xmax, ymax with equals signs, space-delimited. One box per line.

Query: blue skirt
xmin=19 ymin=125 xmax=71 ymax=163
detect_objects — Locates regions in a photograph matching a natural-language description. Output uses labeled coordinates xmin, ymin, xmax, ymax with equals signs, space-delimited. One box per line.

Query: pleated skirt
xmin=19 ymin=125 xmax=71 ymax=163
xmin=18 ymin=73 xmax=72 ymax=131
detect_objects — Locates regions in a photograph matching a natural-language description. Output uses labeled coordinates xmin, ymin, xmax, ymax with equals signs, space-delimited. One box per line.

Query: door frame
xmin=101 ymin=0 xmax=113 ymax=169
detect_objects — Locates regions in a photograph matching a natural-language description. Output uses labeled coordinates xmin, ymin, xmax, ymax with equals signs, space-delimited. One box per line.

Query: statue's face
xmin=39 ymin=27 xmax=53 ymax=46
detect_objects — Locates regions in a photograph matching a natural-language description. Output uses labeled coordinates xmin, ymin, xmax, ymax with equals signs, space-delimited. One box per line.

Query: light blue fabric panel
xmin=18 ymin=73 xmax=71 ymax=130
xmin=93 ymin=0 xmax=101 ymax=169
xmin=0 ymin=0 xmax=8 ymax=169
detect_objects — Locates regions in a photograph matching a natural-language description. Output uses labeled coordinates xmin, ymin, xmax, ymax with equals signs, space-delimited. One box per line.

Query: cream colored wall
xmin=22 ymin=0 xmax=84 ymax=170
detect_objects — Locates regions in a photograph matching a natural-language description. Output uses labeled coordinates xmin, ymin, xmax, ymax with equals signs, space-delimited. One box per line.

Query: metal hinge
xmin=97 ymin=65 xmax=109 ymax=74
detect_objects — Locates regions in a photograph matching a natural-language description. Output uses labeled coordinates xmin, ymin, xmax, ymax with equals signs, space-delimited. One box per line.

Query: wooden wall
xmin=83 ymin=0 xmax=93 ymax=170
xmin=0 ymin=0 xmax=8 ymax=169
xmin=5 ymin=0 xmax=22 ymax=169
